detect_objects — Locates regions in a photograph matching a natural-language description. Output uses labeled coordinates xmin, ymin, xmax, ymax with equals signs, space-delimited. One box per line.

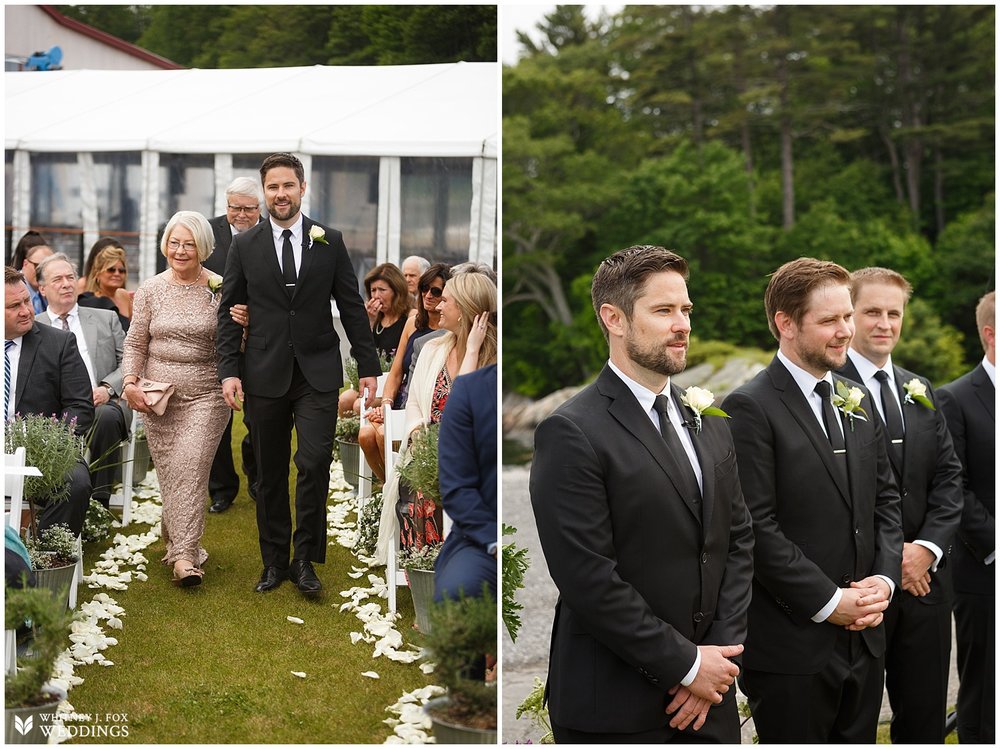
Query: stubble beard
xmin=799 ymin=340 xmax=849 ymax=375
xmin=625 ymin=333 xmax=688 ymax=377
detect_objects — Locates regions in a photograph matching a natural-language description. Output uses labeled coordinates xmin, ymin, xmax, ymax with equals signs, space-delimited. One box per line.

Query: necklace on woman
xmin=172 ymin=267 xmax=202 ymax=289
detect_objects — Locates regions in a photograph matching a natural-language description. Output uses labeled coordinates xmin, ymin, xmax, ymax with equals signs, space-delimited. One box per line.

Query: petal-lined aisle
xmin=55 ymin=412 xmax=443 ymax=744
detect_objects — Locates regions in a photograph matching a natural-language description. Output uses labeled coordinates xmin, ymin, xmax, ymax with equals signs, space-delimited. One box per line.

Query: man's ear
xmin=774 ymin=310 xmax=796 ymax=341
xmin=600 ymin=303 xmax=626 ymax=339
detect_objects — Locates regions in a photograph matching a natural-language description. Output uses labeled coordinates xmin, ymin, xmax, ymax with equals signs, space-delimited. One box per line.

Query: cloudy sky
xmin=500 ymin=5 xmax=622 ymax=65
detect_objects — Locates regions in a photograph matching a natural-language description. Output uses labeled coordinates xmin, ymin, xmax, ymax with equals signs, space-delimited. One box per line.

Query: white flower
xmin=207 ymin=275 xmax=223 ymax=293
xmin=831 ymin=380 xmax=869 ymax=430
xmin=308 ymin=225 xmax=328 ymax=246
xmin=286 ymin=616 xmax=304 ymax=625
xmin=361 ymin=671 xmax=380 ymax=679
xmin=903 ymin=378 xmax=935 ymax=409
xmin=291 ymin=671 xmax=307 ymax=679
xmin=679 ymin=386 xmax=730 ymax=434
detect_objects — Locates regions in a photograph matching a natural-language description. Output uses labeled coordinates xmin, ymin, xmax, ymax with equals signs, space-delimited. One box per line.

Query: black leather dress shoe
xmin=254 ymin=566 xmax=286 ymax=592
xmin=209 ymin=496 xmax=235 ymax=513
xmin=289 ymin=559 xmax=322 ymax=597
xmin=247 ymin=483 xmax=258 ymax=502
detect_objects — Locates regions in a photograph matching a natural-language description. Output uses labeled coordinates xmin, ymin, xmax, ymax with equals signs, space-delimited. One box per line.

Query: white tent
xmin=5 ymin=62 xmax=497 ymax=278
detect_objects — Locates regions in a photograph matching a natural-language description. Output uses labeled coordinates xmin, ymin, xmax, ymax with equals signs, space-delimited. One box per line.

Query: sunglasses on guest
xmin=103 ymin=266 xmax=127 ymax=274
xmin=420 ymin=285 xmax=443 ymax=298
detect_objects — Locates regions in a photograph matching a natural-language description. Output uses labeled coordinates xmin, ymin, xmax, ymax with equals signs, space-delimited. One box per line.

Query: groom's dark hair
xmin=591 ymin=245 xmax=689 ymax=341
xmin=764 ymin=257 xmax=851 ymax=341
xmin=260 ymin=152 xmax=304 ymax=184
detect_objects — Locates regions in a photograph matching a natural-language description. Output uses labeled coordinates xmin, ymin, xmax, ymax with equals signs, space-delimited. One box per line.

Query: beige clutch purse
xmin=139 ymin=379 xmax=175 ymax=416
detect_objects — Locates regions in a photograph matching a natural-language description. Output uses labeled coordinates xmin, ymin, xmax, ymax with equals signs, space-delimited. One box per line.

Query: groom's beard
xmin=625 ymin=330 xmax=688 ymax=376
xmin=797 ymin=336 xmax=851 ymax=375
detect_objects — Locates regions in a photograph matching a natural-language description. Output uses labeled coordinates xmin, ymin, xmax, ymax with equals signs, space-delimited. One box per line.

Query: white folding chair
xmin=5 ymin=447 xmax=40 ymax=530
xmin=356 ymin=375 xmax=390 ymax=503
xmin=109 ymin=411 xmax=139 ymax=527
xmin=383 ymin=406 xmax=410 ymax=613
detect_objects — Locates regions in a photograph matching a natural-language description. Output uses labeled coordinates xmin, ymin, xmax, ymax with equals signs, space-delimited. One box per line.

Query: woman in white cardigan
xmin=375 ymin=273 xmax=497 ymax=565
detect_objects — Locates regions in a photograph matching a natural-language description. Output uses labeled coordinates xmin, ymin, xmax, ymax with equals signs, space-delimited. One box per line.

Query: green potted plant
xmin=397 ymin=542 xmax=441 ymax=632
xmin=5 ymin=583 xmax=74 ymax=744
xmin=421 ymin=590 xmax=497 ymax=744
xmin=335 ymin=414 xmax=362 ymax=490
xmin=397 ymin=423 xmax=441 ymax=506
xmin=25 ymin=524 xmax=79 ymax=611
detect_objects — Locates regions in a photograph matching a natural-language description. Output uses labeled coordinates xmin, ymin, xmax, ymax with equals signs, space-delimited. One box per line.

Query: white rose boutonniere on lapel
xmin=903 ymin=378 xmax=935 ymax=410
xmin=679 ymin=386 xmax=730 ymax=434
xmin=206 ymin=274 xmax=223 ymax=303
xmin=832 ymin=380 xmax=868 ymax=430
xmin=307 ymin=224 xmax=328 ymax=249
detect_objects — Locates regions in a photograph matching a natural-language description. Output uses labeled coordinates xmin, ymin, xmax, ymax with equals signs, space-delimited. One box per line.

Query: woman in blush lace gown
xmin=122 ymin=211 xmax=230 ymax=587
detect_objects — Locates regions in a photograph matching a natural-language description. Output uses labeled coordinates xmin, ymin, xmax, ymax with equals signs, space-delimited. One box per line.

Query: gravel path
xmin=502 ymin=464 xmax=960 ymax=743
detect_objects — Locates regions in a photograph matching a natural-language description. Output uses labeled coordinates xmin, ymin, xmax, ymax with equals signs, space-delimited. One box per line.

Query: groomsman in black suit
xmin=531 ymin=246 xmax=754 ymax=743
xmin=217 ymin=153 xmax=380 ymax=597
xmin=204 ymin=177 xmax=264 ymax=513
xmin=5 ymin=266 xmax=92 ymax=536
xmin=938 ymin=290 xmax=995 ymax=745
xmin=722 ymin=258 xmax=903 ymax=743
xmin=836 ymin=267 xmax=962 ymax=743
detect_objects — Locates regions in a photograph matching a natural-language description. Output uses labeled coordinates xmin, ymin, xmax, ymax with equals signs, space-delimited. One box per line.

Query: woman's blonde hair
xmin=160 ymin=211 xmax=215 ymax=262
xmin=442 ymin=272 xmax=497 ymax=369
xmin=86 ymin=245 xmax=128 ymax=294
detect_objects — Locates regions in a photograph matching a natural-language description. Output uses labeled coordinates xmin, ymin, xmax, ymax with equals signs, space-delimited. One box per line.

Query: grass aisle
xmin=65 ymin=412 xmax=430 ymax=744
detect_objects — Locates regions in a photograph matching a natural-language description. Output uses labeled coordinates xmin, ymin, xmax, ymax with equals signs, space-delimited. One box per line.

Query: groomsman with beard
xmin=836 ymin=267 xmax=962 ymax=743
xmin=531 ymin=246 xmax=754 ymax=743
xmin=938 ymin=290 xmax=995 ymax=745
xmin=722 ymin=258 xmax=903 ymax=743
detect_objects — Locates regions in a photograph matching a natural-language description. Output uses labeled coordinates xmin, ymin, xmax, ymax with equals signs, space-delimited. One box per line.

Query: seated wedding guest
xmin=401 ymin=255 xmax=430 ymax=305
xmin=433 ymin=363 xmax=497 ymax=602
xmin=36 ymin=253 xmax=131 ymax=509
xmin=375 ymin=272 xmax=497 ymax=566
xmin=12 ymin=231 xmax=54 ymax=313
xmin=5 ymin=266 xmax=93 ymax=537
xmin=78 ymin=240 xmax=132 ymax=330
xmin=360 ymin=263 xmax=450 ymax=481
xmin=121 ymin=211 xmax=230 ymax=588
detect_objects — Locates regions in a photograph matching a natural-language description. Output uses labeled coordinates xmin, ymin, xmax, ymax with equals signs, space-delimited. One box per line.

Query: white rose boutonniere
xmin=308 ymin=225 xmax=328 ymax=248
xmin=680 ymin=386 xmax=730 ymax=434
xmin=831 ymin=380 xmax=868 ymax=430
xmin=903 ymin=378 xmax=935 ymax=410
xmin=206 ymin=274 xmax=223 ymax=303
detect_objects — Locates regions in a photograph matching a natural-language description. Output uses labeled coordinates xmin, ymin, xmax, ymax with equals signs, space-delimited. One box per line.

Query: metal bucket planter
xmin=423 ymin=696 xmax=497 ymax=744
xmin=336 ymin=439 xmax=360 ymax=490
xmin=32 ymin=563 xmax=76 ymax=611
xmin=133 ymin=436 xmax=150 ymax=484
xmin=406 ymin=568 xmax=436 ymax=633
xmin=5 ymin=696 xmax=61 ymax=744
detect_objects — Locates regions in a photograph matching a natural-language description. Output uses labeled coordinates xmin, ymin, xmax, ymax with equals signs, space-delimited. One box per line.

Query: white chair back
xmin=357 ymin=387 xmax=373 ymax=501
xmin=109 ymin=411 xmax=139 ymax=526
xmin=383 ymin=406 xmax=410 ymax=613
xmin=5 ymin=447 xmax=27 ymax=529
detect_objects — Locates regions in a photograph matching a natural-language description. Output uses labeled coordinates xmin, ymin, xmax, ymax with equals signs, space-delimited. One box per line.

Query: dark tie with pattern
xmin=5 ymin=339 xmax=14 ymax=417
xmin=653 ymin=394 xmax=702 ymax=503
xmin=281 ymin=229 xmax=296 ymax=296
xmin=814 ymin=380 xmax=848 ymax=484
xmin=874 ymin=370 xmax=904 ymax=465
xmin=58 ymin=313 xmax=70 ymax=331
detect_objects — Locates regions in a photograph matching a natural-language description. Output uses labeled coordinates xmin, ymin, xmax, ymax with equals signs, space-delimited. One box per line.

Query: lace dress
xmin=122 ymin=272 xmax=230 ymax=568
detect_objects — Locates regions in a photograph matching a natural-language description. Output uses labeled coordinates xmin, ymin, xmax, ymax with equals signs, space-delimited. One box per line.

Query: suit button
xmin=701 ymin=553 xmax=708 ymax=564
xmin=842 ymin=575 xmax=851 ymax=584
xmin=290 ymin=310 xmax=296 ymax=316
xmin=693 ymin=612 xmax=704 ymax=623
xmin=902 ymin=488 xmax=908 ymax=497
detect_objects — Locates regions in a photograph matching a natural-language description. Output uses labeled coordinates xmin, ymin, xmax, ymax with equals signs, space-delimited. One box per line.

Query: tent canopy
xmin=5 ymin=62 xmax=497 ymax=158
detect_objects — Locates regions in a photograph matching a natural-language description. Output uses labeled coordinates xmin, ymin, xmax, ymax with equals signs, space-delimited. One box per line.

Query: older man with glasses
xmin=204 ymin=177 xmax=264 ymax=513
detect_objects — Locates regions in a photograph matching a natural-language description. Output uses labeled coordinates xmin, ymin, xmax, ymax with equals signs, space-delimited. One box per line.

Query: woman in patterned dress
xmin=375 ymin=272 xmax=497 ymax=565
xmin=121 ymin=211 xmax=230 ymax=587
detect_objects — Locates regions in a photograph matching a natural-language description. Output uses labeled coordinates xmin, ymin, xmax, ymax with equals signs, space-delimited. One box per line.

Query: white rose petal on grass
xmin=419 ymin=662 xmax=435 ymax=674
xmin=361 ymin=671 xmax=380 ymax=679
xmin=286 ymin=616 xmax=305 ymax=625
xmin=291 ymin=671 xmax=307 ymax=679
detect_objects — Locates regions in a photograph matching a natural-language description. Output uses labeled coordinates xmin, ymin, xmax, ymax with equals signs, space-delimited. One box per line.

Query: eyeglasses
xmin=420 ymin=286 xmax=443 ymax=298
xmin=166 ymin=240 xmax=198 ymax=252
xmin=104 ymin=266 xmax=127 ymax=274
xmin=22 ymin=258 xmax=40 ymax=269
xmin=227 ymin=205 xmax=260 ymax=214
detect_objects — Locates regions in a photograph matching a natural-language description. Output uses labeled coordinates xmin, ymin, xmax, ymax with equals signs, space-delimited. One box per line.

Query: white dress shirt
xmin=271 ymin=216 xmax=304 ymax=277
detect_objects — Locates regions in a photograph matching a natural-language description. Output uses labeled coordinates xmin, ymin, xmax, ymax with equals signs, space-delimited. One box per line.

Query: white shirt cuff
xmin=875 ymin=574 xmax=896 ymax=600
xmin=986 ymin=551 xmax=995 ymax=565
xmin=679 ymin=648 xmax=701 ymax=687
xmin=813 ymin=589 xmax=842 ymax=623
xmin=913 ymin=539 xmax=944 ymax=571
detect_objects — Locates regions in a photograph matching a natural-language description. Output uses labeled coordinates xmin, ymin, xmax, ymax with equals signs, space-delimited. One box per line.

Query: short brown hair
xmin=260 ymin=152 xmax=304 ymax=185
xmin=364 ymin=263 xmax=411 ymax=320
xmin=764 ymin=257 xmax=852 ymax=340
xmin=976 ymin=290 xmax=995 ymax=351
xmin=5 ymin=265 xmax=25 ymax=286
xmin=591 ymin=246 xmax=689 ymax=341
xmin=849 ymin=267 xmax=913 ymax=304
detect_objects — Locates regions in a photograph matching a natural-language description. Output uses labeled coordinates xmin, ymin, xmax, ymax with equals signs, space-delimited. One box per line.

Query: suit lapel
xmin=971 ymin=364 xmax=995 ymax=420
xmin=840 ymin=358 xmax=902 ymax=479
xmin=674 ymin=383 xmax=715 ymax=530
xmin=77 ymin=309 xmax=99 ymax=364
xmin=771 ymin=359 xmax=852 ymax=507
xmin=598 ymin=368 xmax=702 ymax=525
xmin=294 ymin=217 xmax=317 ymax=302
xmin=14 ymin=326 xmax=41 ymax=411
xmin=259 ymin=220 xmax=287 ymax=292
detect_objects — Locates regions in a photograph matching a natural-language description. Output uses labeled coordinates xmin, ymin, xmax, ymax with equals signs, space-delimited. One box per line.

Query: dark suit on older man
xmin=837 ymin=354 xmax=962 ymax=742
xmin=217 ymin=216 xmax=380 ymax=571
xmin=530 ymin=364 xmax=754 ymax=742
xmin=722 ymin=355 xmax=903 ymax=743
xmin=13 ymin=322 xmax=94 ymax=535
xmin=939 ymin=361 xmax=995 ymax=744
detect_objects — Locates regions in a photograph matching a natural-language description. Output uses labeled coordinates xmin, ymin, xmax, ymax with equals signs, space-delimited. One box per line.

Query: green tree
xmin=893 ymin=298 xmax=967 ymax=386
xmin=57 ymin=5 xmax=152 ymax=44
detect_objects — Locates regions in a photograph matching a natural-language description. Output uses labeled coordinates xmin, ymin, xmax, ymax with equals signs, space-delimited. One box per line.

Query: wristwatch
xmin=103 ymin=384 xmax=115 ymax=398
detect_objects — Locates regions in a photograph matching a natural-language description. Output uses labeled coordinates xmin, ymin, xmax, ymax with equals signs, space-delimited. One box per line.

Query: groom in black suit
xmin=836 ymin=267 xmax=962 ymax=743
xmin=217 ymin=153 xmax=380 ymax=597
xmin=530 ymin=246 xmax=754 ymax=743
xmin=722 ymin=258 xmax=903 ymax=743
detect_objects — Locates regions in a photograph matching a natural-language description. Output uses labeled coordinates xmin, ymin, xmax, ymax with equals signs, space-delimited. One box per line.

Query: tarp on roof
xmin=5 ymin=62 xmax=497 ymax=158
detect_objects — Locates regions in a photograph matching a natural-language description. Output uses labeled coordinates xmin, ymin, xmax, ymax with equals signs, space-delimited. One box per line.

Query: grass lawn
xmin=65 ymin=411 xmax=430 ymax=743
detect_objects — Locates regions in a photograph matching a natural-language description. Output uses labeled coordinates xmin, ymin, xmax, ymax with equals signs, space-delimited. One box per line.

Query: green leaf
xmin=702 ymin=406 xmax=730 ymax=418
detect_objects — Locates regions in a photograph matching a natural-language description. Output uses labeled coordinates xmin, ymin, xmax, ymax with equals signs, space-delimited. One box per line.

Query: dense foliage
xmin=504 ymin=5 xmax=994 ymax=396
xmin=57 ymin=5 xmax=497 ymax=66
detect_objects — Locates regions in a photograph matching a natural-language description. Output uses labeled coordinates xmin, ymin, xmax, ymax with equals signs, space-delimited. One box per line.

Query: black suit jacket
xmin=722 ymin=356 xmax=903 ymax=674
xmin=530 ymin=365 xmax=754 ymax=733
xmin=205 ymin=214 xmax=264 ymax=276
xmin=938 ymin=363 xmax=995 ymax=596
xmin=837 ymin=358 xmax=963 ymax=605
xmin=216 ymin=216 xmax=380 ymax=396
xmin=13 ymin=323 xmax=94 ymax=436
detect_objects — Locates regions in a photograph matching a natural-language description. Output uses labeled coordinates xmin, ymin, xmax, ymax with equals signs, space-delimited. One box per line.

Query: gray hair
xmin=226 ymin=176 xmax=263 ymax=205
xmin=35 ymin=252 xmax=78 ymax=284
xmin=451 ymin=261 xmax=496 ymax=284
xmin=402 ymin=255 xmax=431 ymax=273
xmin=160 ymin=211 xmax=215 ymax=262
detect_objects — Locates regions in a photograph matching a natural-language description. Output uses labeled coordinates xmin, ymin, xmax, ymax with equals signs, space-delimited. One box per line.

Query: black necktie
xmin=874 ymin=370 xmax=904 ymax=464
xmin=653 ymin=394 xmax=702 ymax=503
xmin=281 ymin=229 xmax=296 ymax=296
xmin=814 ymin=380 xmax=848 ymax=484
